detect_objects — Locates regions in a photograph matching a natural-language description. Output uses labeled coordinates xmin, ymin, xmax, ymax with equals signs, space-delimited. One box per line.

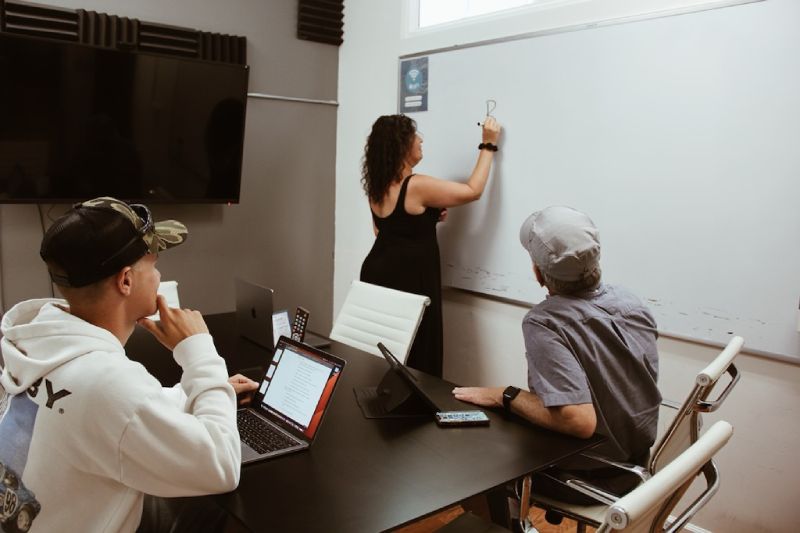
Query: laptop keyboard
xmin=238 ymin=410 xmax=299 ymax=454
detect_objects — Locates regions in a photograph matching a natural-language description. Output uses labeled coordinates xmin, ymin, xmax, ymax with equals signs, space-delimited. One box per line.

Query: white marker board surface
xmin=408 ymin=0 xmax=800 ymax=360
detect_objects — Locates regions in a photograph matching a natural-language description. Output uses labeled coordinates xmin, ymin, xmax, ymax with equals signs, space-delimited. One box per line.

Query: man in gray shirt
xmin=454 ymin=205 xmax=660 ymax=505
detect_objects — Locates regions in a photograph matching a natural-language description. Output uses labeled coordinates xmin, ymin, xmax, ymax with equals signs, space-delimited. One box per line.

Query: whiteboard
xmin=407 ymin=0 xmax=800 ymax=360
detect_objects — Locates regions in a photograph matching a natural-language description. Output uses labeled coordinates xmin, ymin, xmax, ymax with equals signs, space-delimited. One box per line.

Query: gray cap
xmin=519 ymin=206 xmax=600 ymax=282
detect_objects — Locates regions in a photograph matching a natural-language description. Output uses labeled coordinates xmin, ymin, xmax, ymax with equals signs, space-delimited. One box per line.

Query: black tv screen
xmin=0 ymin=33 xmax=248 ymax=203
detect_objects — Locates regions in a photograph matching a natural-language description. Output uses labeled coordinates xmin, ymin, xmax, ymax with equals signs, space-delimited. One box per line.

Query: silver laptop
xmin=235 ymin=278 xmax=274 ymax=349
xmin=238 ymin=336 xmax=346 ymax=464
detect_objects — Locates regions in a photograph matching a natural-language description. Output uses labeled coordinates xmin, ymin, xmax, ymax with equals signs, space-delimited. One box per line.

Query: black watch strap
xmin=502 ymin=386 xmax=521 ymax=413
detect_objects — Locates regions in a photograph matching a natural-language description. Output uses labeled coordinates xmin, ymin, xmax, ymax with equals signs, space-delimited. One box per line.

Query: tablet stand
xmin=354 ymin=368 xmax=431 ymax=418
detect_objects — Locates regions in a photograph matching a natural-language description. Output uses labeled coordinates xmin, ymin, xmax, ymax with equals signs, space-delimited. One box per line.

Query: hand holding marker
xmin=477 ymin=99 xmax=497 ymax=126
xmin=477 ymin=99 xmax=501 ymax=149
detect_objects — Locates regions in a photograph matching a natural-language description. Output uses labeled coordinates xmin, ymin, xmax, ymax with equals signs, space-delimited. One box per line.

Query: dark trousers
xmin=136 ymin=495 xmax=228 ymax=533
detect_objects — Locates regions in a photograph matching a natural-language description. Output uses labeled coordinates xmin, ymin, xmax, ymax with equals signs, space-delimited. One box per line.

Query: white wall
xmin=335 ymin=1 xmax=800 ymax=531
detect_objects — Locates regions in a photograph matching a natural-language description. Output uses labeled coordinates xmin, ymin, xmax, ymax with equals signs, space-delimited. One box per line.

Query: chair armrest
xmin=563 ymin=479 xmax=618 ymax=506
xmin=577 ymin=452 xmax=651 ymax=483
xmin=697 ymin=364 xmax=740 ymax=413
xmin=664 ymin=460 xmax=721 ymax=533
xmin=606 ymin=421 xmax=732 ymax=531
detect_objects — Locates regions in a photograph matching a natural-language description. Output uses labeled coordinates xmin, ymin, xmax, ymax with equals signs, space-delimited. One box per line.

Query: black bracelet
xmin=478 ymin=142 xmax=498 ymax=152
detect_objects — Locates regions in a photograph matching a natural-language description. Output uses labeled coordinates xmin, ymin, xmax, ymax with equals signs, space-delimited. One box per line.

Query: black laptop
xmin=238 ymin=336 xmax=346 ymax=464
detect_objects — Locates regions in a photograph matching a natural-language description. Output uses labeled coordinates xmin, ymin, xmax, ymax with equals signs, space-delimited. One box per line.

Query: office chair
xmin=595 ymin=420 xmax=733 ymax=532
xmin=439 ymin=419 xmax=733 ymax=533
xmin=529 ymin=336 xmax=743 ymax=531
xmin=329 ymin=280 xmax=430 ymax=363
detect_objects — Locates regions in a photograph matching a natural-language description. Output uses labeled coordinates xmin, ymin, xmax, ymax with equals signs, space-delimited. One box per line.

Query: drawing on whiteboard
xmin=478 ymin=99 xmax=497 ymax=126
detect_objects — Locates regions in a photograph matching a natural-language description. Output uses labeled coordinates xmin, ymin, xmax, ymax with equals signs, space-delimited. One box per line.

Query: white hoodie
xmin=0 ymin=299 xmax=241 ymax=533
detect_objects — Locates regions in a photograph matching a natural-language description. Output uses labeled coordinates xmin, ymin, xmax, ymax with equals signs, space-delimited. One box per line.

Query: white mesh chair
xmin=329 ymin=280 xmax=430 ymax=363
xmin=529 ymin=336 xmax=743 ymax=531
xmin=595 ymin=420 xmax=733 ymax=533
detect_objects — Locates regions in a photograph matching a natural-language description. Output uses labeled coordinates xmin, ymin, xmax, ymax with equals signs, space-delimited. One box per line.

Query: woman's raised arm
xmin=410 ymin=117 xmax=501 ymax=208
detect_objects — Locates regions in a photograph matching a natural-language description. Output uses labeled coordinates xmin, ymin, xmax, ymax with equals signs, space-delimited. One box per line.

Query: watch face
xmin=503 ymin=386 xmax=520 ymax=411
xmin=504 ymin=386 xmax=520 ymax=399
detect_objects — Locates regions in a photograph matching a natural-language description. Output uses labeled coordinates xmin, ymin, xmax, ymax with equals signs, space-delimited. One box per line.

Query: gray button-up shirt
xmin=523 ymin=284 xmax=661 ymax=465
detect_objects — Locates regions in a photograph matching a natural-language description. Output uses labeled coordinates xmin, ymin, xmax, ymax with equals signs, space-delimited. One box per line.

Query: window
xmin=412 ymin=1 xmax=744 ymax=33
xmin=418 ymin=0 xmax=538 ymax=28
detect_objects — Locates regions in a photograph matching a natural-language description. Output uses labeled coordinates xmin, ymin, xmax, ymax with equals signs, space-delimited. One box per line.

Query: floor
xmin=395 ymin=496 xmax=597 ymax=533
xmin=223 ymin=493 xmax=596 ymax=533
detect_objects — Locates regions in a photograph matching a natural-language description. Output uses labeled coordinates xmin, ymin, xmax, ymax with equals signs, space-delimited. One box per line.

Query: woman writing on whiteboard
xmin=360 ymin=114 xmax=501 ymax=377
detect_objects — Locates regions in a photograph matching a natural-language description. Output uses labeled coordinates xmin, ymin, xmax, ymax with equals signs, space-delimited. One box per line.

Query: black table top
xmin=127 ymin=313 xmax=603 ymax=533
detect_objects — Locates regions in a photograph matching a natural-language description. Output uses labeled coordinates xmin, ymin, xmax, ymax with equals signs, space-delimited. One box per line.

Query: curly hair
xmin=361 ymin=115 xmax=417 ymax=203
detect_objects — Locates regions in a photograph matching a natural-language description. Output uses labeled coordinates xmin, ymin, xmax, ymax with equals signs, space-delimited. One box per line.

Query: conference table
xmin=128 ymin=313 xmax=603 ymax=532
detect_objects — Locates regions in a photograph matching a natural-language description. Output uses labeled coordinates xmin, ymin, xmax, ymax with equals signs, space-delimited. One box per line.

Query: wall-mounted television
xmin=0 ymin=33 xmax=249 ymax=204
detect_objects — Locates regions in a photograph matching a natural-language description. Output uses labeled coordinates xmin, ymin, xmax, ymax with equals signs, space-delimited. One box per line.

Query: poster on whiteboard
xmin=399 ymin=57 xmax=428 ymax=113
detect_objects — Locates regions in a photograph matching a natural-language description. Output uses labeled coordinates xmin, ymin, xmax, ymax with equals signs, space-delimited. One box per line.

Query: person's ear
xmin=533 ymin=264 xmax=545 ymax=288
xmin=115 ymin=266 xmax=134 ymax=296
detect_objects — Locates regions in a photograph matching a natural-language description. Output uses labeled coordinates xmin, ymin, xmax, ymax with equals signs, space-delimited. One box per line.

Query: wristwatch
xmin=502 ymin=386 xmax=521 ymax=413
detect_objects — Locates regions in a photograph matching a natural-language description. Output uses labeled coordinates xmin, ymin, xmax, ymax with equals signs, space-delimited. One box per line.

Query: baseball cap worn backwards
xmin=519 ymin=206 xmax=600 ymax=282
xmin=40 ymin=197 xmax=188 ymax=288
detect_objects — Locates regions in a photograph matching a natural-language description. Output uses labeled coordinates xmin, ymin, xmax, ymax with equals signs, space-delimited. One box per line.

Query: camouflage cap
xmin=40 ymin=197 xmax=188 ymax=288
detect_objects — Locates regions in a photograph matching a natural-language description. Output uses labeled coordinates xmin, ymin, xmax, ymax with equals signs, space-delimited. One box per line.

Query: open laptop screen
xmin=256 ymin=337 xmax=344 ymax=440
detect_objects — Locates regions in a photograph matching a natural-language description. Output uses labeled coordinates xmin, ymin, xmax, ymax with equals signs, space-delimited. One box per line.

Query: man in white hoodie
xmin=0 ymin=197 xmax=257 ymax=533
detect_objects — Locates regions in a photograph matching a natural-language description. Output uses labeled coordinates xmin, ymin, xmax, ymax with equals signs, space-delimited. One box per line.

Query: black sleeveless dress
xmin=360 ymin=175 xmax=443 ymax=377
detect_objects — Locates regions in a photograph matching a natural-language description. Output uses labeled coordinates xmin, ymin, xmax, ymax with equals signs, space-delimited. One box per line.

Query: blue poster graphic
xmin=399 ymin=57 xmax=428 ymax=113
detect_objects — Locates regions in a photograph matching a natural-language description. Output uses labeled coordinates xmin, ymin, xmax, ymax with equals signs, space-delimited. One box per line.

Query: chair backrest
xmin=599 ymin=420 xmax=734 ymax=533
xmin=650 ymin=336 xmax=742 ymax=473
xmin=329 ymin=280 xmax=430 ymax=362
